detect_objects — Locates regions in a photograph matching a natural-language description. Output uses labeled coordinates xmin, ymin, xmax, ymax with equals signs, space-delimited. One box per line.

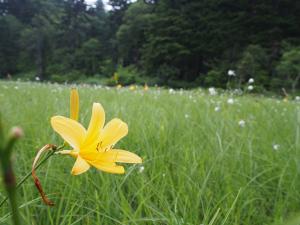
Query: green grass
xmin=0 ymin=81 xmax=300 ymax=225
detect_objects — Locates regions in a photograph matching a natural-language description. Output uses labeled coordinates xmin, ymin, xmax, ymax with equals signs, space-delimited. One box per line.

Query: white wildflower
xmin=248 ymin=78 xmax=254 ymax=84
xmin=228 ymin=70 xmax=236 ymax=76
xmin=247 ymin=85 xmax=254 ymax=91
xmin=238 ymin=120 xmax=246 ymax=127
xmin=273 ymin=144 xmax=280 ymax=151
xmin=169 ymin=88 xmax=175 ymax=94
xmin=214 ymin=106 xmax=220 ymax=112
xmin=233 ymin=88 xmax=243 ymax=95
xmin=208 ymin=87 xmax=217 ymax=96
xmin=138 ymin=166 xmax=145 ymax=173
xmin=227 ymin=98 xmax=234 ymax=104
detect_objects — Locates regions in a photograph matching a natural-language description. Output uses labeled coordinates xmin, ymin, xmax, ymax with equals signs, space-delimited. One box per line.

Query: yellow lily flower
xmin=70 ymin=88 xmax=79 ymax=121
xmin=51 ymin=103 xmax=142 ymax=175
xmin=64 ymin=88 xmax=79 ymax=147
xmin=129 ymin=85 xmax=136 ymax=91
xmin=144 ymin=83 xmax=149 ymax=91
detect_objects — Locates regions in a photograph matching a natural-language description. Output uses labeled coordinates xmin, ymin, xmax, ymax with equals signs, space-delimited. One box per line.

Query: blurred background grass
xmin=0 ymin=81 xmax=300 ymax=225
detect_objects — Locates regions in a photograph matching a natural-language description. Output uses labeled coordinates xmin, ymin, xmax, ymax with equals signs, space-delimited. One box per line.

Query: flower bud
xmin=10 ymin=127 xmax=23 ymax=139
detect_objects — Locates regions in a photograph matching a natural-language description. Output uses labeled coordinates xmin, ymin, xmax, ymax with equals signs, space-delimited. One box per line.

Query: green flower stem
xmin=0 ymin=133 xmax=21 ymax=225
xmin=0 ymin=145 xmax=63 ymax=208
xmin=2 ymin=163 xmax=20 ymax=225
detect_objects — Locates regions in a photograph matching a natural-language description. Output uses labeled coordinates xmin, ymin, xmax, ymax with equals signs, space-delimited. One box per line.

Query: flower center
xmin=95 ymin=142 xmax=112 ymax=152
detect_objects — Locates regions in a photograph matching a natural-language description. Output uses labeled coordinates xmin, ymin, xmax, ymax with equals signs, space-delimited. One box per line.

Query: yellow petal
xmin=99 ymin=149 xmax=142 ymax=164
xmin=71 ymin=155 xmax=90 ymax=175
xmin=83 ymin=103 xmax=105 ymax=149
xmin=89 ymin=161 xmax=125 ymax=174
xmin=79 ymin=148 xmax=97 ymax=161
xmin=70 ymin=88 xmax=79 ymax=121
xmin=51 ymin=116 xmax=86 ymax=150
xmin=99 ymin=119 xmax=128 ymax=149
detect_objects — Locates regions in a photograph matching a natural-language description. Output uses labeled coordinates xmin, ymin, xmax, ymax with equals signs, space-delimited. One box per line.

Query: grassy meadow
xmin=0 ymin=80 xmax=300 ymax=225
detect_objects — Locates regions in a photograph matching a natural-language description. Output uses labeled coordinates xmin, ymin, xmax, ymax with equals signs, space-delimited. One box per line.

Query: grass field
xmin=0 ymin=80 xmax=300 ymax=225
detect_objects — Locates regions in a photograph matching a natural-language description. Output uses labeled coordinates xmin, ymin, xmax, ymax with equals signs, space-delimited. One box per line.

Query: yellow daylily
xmin=70 ymin=88 xmax=79 ymax=121
xmin=51 ymin=103 xmax=142 ymax=175
xmin=144 ymin=83 xmax=149 ymax=91
xmin=129 ymin=85 xmax=136 ymax=91
xmin=64 ymin=88 xmax=79 ymax=147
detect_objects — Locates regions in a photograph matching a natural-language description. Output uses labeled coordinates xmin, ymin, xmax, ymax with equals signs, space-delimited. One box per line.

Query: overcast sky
xmin=85 ymin=0 xmax=112 ymax=10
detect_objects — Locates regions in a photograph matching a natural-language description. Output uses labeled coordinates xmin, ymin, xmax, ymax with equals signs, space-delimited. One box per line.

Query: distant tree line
xmin=0 ymin=0 xmax=300 ymax=91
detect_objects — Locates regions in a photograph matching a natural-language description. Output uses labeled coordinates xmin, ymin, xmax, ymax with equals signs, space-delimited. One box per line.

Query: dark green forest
xmin=1 ymin=0 xmax=300 ymax=90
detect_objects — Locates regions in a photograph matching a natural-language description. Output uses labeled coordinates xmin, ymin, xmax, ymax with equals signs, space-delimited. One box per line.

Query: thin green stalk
xmin=0 ymin=128 xmax=23 ymax=225
xmin=3 ymin=164 xmax=20 ymax=225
